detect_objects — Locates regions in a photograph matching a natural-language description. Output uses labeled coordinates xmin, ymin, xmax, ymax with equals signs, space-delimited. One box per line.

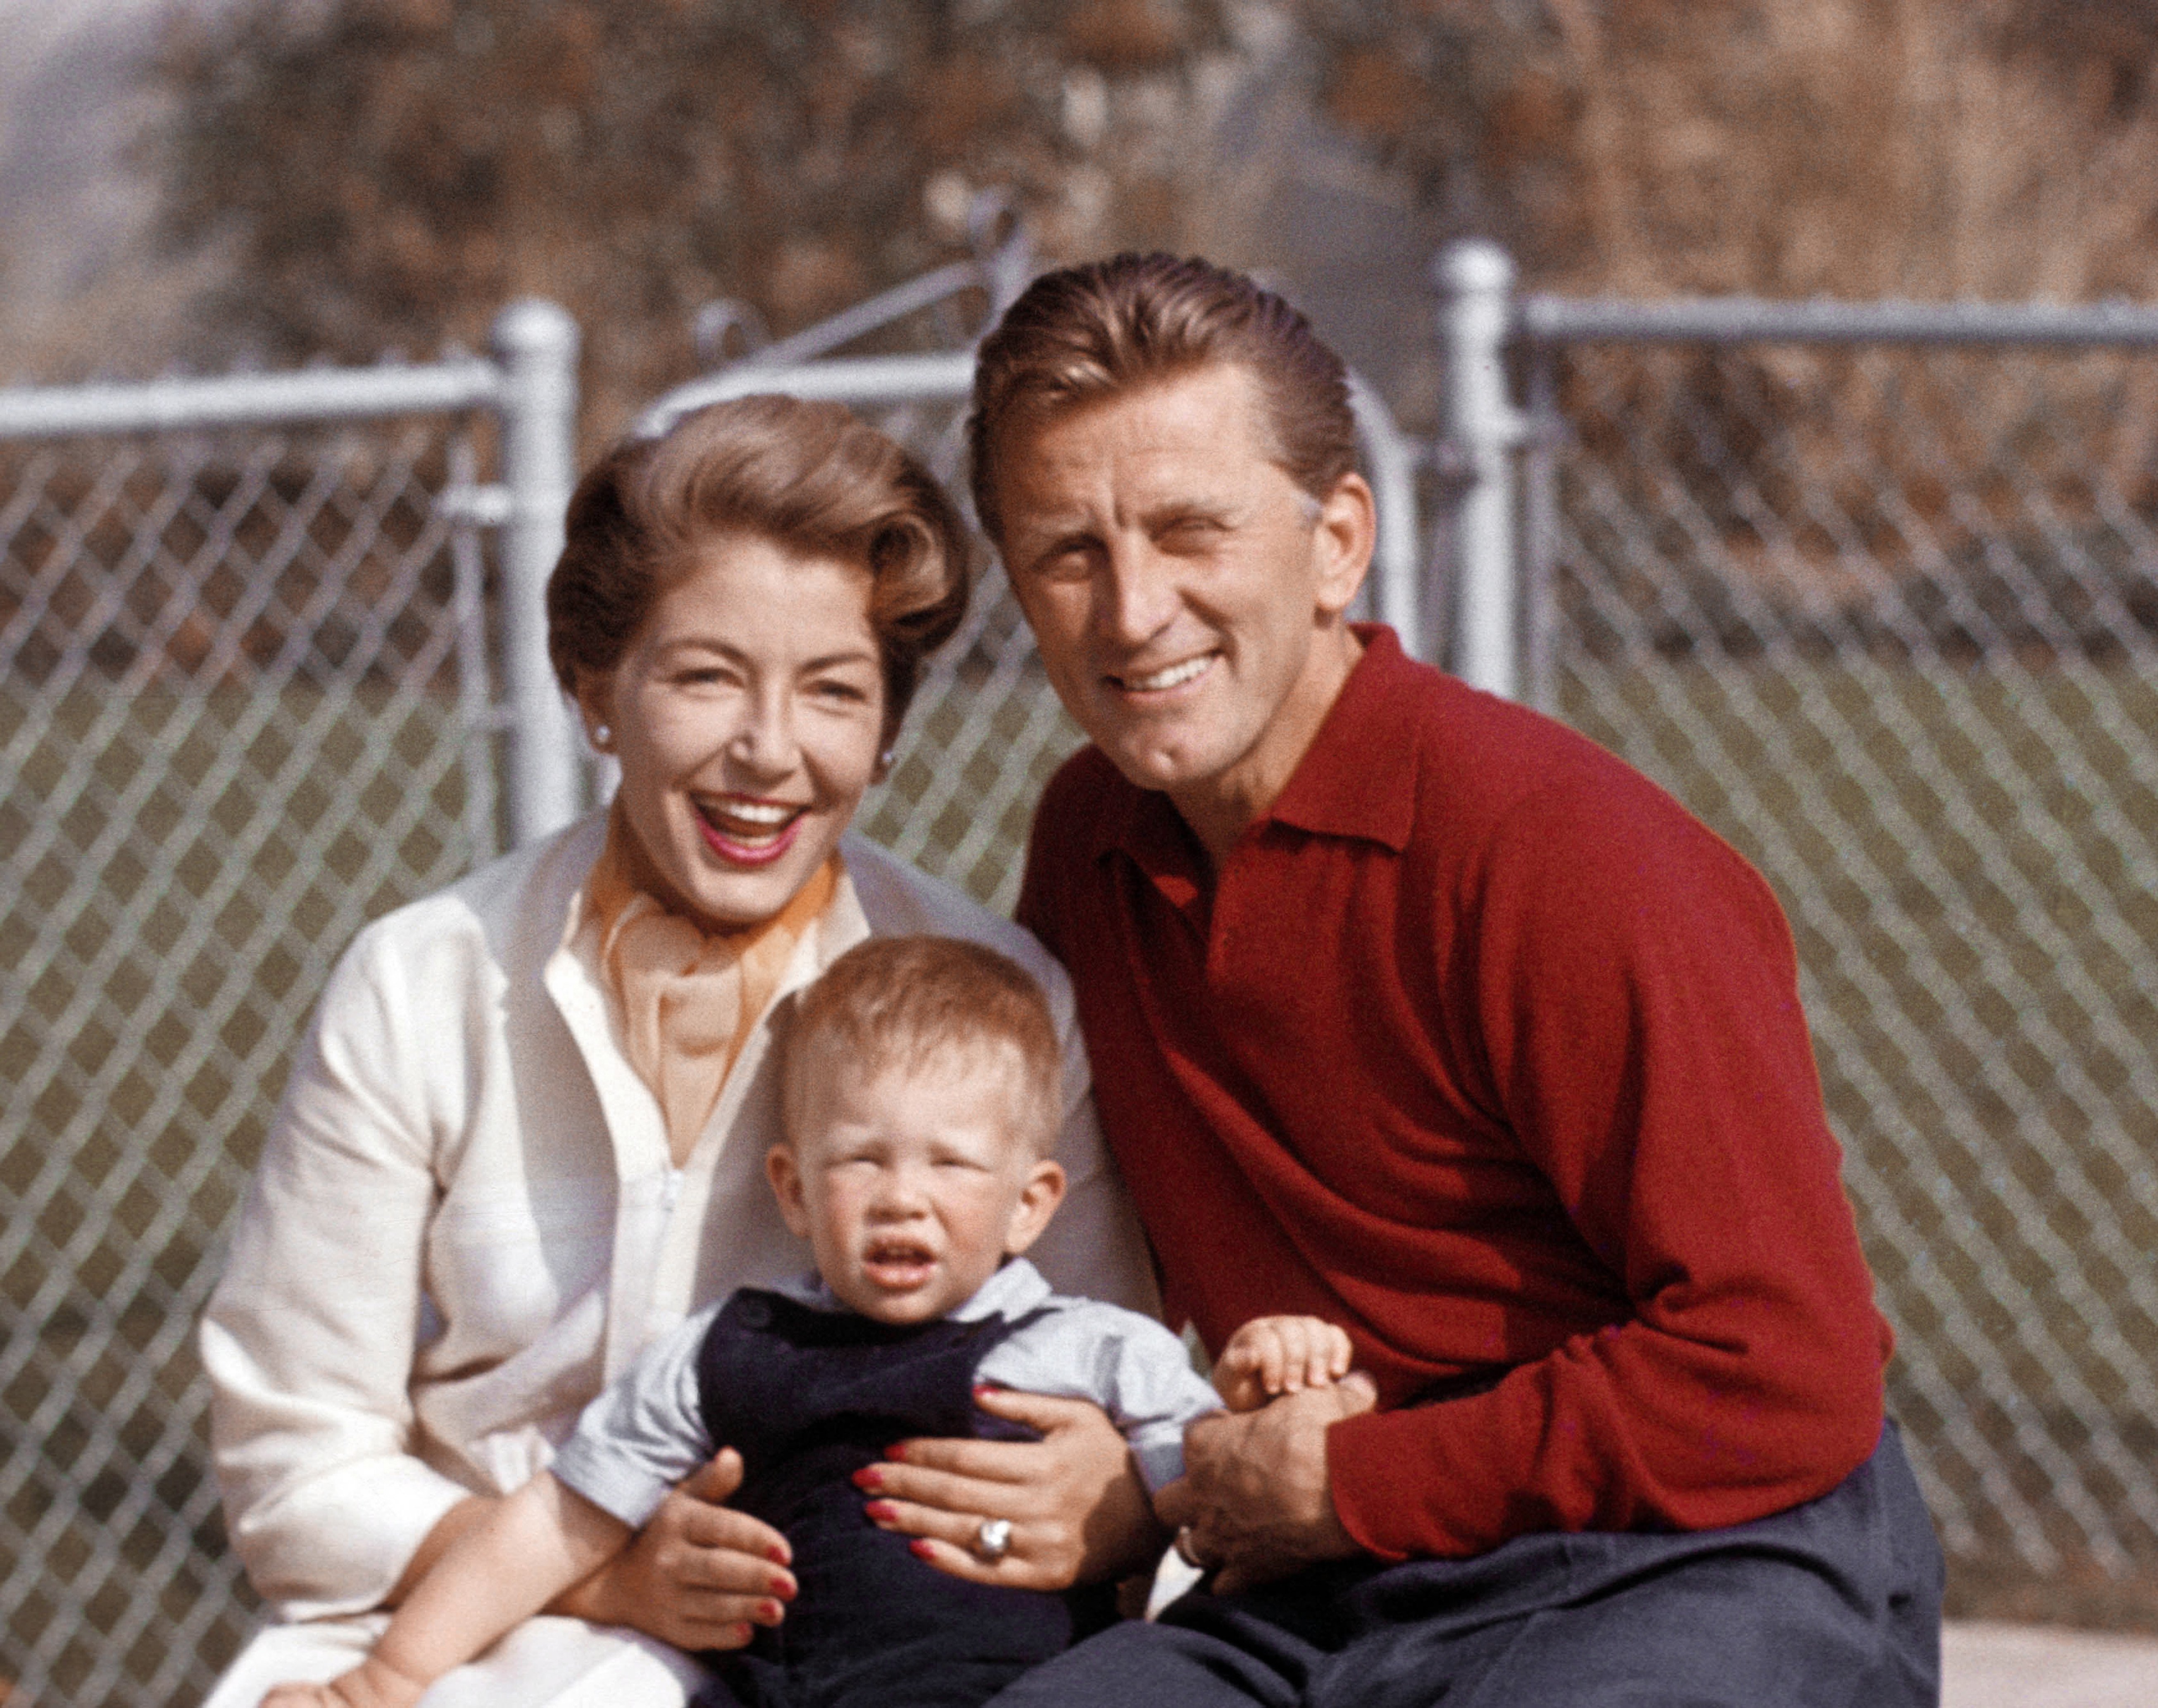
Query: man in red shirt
xmin=965 ymin=254 xmax=1942 ymax=1706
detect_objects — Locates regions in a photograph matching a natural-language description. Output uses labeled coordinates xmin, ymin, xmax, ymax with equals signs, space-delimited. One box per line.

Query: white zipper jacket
xmin=200 ymin=813 xmax=1157 ymax=1622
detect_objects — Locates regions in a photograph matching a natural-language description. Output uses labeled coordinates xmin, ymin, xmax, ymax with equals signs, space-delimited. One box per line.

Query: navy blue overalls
xmin=690 ymin=1288 xmax=1111 ymax=1708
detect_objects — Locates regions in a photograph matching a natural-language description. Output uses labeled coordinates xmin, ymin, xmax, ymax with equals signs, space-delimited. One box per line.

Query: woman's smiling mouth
xmin=695 ymin=795 xmax=807 ymax=865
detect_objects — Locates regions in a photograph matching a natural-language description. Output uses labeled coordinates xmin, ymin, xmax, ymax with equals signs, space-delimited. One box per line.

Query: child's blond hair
xmin=782 ymin=936 xmax=1061 ymax=1155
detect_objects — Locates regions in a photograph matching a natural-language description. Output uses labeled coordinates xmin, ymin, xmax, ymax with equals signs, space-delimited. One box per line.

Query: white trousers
xmin=200 ymin=1613 xmax=711 ymax=1708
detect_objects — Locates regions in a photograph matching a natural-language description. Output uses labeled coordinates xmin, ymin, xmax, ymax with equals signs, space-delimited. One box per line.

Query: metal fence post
xmin=491 ymin=298 xmax=583 ymax=846
xmin=1436 ymin=240 xmax=1525 ymax=699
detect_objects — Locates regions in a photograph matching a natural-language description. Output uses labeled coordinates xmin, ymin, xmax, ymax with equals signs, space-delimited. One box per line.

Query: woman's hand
xmin=858 ymin=1390 xmax=1166 ymax=1589
xmin=551 ymin=1449 xmax=797 ymax=1651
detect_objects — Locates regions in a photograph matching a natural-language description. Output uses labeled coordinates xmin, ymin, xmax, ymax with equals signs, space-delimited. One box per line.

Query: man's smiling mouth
xmin=1114 ymin=654 xmax=1216 ymax=693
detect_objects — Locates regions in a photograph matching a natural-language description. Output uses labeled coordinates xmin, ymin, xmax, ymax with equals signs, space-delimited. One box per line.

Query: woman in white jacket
xmin=199 ymin=397 xmax=1159 ymax=1707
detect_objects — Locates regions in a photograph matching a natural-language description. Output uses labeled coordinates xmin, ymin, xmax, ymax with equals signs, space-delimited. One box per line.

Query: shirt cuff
xmin=548 ymin=1435 xmax=676 ymax=1531
xmin=1126 ymin=1423 xmax=1189 ymax=1492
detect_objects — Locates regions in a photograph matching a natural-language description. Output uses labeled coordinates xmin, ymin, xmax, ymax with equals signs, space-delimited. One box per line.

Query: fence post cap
xmin=490 ymin=298 xmax=581 ymax=361
xmin=1433 ymin=240 xmax=1516 ymax=297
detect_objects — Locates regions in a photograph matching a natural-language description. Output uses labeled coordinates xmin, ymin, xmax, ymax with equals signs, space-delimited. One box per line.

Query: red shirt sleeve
xmin=1328 ymin=780 xmax=1888 ymax=1558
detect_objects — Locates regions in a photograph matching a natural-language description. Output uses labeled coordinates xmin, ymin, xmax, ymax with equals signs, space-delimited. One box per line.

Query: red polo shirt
xmin=1017 ymin=627 xmax=1889 ymax=1560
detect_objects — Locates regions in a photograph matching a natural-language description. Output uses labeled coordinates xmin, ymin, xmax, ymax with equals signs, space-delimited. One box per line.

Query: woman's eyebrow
xmin=799 ymin=646 xmax=880 ymax=672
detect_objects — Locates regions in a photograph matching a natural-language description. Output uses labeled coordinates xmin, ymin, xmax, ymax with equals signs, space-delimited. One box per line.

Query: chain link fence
xmin=11 ymin=260 xmax=2158 ymax=1703
xmin=1520 ymin=321 xmax=2158 ymax=1612
xmin=0 ymin=412 xmax=512 ymax=1703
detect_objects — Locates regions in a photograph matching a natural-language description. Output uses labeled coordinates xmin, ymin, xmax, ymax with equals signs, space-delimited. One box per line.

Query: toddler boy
xmin=266 ymin=936 xmax=1353 ymax=1708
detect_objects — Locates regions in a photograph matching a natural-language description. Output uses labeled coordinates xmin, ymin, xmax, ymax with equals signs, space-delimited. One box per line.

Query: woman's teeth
xmin=1122 ymin=655 xmax=1213 ymax=692
xmin=702 ymin=799 xmax=799 ymax=841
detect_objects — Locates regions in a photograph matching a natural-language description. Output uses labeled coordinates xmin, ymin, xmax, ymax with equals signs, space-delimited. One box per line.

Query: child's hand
xmin=1213 ymin=1316 xmax=1355 ymax=1412
xmin=262 ymin=1656 xmax=426 ymax=1708
xmin=262 ymin=1689 xmax=342 ymax=1708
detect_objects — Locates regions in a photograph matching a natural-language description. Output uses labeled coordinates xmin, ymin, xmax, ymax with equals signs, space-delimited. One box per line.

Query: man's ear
xmin=1311 ymin=472 xmax=1377 ymax=620
xmin=766 ymin=1144 xmax=812 ymax=1238
xmin=1002 ymin=1159 xmax=1068 ymax=1257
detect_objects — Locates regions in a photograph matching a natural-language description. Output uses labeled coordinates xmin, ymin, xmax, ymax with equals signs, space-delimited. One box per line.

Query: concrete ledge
xmin=1944 ymin=1619 xmax=2158 ymax=1708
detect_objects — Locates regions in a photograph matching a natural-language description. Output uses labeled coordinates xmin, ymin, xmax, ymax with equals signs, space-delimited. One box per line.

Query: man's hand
xmin=861 ymin=1390 xmax=1166 ymax=1588
xmin=552 ymin=1449 xmax=796 ymax=1651
xmin=1154 ymin=1372 xmax=1376 ymax=1594
xmin=1213 ymin=1315 xmax=1355 ymax=1411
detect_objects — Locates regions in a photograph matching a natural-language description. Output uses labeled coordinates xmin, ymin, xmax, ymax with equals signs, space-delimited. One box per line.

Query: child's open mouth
xmin=861 ymin=1238 xmax=937 ymax=1290
xmin=695 ymin=795 xmax=806 ymax=866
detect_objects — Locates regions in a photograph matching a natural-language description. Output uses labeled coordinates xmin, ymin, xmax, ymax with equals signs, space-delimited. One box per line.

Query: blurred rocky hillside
xmin=5 ymin=0 xmax=2158 ymax=438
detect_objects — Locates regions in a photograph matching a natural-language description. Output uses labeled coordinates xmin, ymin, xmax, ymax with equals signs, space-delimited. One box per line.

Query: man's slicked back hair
xmin=967 ymin=252 xmax=1358 ymax=544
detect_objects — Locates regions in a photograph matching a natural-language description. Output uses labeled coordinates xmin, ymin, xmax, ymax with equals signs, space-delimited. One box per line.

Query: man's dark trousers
xmin=987 ymin=1423 xmax=1942 ymax=1708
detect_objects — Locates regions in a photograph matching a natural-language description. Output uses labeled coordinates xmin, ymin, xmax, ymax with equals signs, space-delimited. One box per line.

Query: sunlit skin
xmin=989 ymin=362 xmax=1377 ymax=865
xmin=575 ymin=533 xmax=887 ymax=932
xmin=766 ymin=1043 xmax=1067 ymax=1326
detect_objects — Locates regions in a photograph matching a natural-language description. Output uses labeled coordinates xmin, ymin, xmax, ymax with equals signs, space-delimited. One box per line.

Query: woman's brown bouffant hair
xmin=966 ymin=252 xmax=1358 ymax=546
xmin=547 ymin=395 xmax=972 ymax=745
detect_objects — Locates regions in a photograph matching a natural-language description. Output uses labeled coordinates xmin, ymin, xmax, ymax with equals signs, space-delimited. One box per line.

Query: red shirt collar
xmin=1083 ymin=624 xmax=1422 ymax=868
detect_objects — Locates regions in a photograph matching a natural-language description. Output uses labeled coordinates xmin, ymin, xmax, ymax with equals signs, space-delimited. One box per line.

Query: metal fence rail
xmin=10 ymin=236 xmax=2158 ymax=1705
xmin=0 ymin=313 xmax=576 ymax=1706
xmin=1502 ymin=278 xmax=2158 ymax=1592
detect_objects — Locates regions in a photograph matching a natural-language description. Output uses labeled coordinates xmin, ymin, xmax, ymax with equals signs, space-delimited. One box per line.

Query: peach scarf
xmin=582 ymin=806 xmax=839 ymax=1166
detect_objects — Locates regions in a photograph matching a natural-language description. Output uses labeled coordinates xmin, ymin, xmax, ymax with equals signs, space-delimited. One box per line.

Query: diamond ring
xmin=974 ymin=1516 xmax=1014 ymax=1562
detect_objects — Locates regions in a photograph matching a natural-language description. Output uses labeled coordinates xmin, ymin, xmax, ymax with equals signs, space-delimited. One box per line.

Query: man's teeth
xmin=1123 ymin=656 xmax=1212 ymax=692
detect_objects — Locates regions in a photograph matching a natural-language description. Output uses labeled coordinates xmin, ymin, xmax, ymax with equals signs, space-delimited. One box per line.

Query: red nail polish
xmin=851 ymin=1466 xmax=884 ymax=1491
xmin=864 ymin=1499 xmax=898 ymax=1523
xmin=883 ymin=1443 xmax=909 ymax=1462
xmin=767 ymin=1544 xmax=792 ymax=1565
xmin=972 ymin=1383 xmax=996 ymax=1398
xmin=771 ymin=1576 xmax=796 ymax=1601
xmin=908 ymin=1538 xmax=935 ymax=1561
xmin=758 ymin=1599 xmax=783 ymax=1622
xmin=730 ymin=1623 xmax=754 ymax=1646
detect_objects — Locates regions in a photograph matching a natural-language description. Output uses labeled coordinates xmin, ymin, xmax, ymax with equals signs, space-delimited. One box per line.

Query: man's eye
xmin=1159 ymin=518 xmax=1223 ymax=550
xmin=1029 ymin=543 xmax=1096 ymax=580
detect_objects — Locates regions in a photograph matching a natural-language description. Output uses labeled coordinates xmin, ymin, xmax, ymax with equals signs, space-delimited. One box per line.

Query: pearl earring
xmin=593 ymin=724 xmax=612 ymax=749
